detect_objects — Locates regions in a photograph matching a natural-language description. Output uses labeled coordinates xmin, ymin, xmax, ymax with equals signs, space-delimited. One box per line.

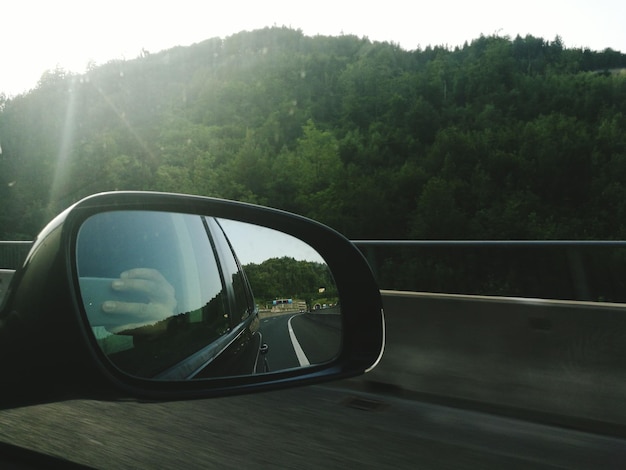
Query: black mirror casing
xmin=0 ymin=192 xmax=384 ymax=404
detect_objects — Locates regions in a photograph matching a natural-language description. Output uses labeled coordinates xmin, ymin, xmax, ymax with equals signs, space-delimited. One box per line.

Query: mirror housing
xmin=0 ymin=192 xmax=384 ymax=404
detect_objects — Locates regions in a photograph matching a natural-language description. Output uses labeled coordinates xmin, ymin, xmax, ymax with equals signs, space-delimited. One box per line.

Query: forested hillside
xmin=1 ymin=27 xmax=625 ymax=242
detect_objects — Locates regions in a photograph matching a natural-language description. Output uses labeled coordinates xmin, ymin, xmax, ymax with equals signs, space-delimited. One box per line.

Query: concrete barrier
xmin=352 ymin=290 xmax=626 ymax=431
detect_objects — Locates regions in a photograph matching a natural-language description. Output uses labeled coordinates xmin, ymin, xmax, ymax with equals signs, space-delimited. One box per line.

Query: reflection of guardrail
xmin=352 ymin=290 xmax=626 ymax=435
xmin=259 ymin=310 xmax=300 ymax=319
xmin=0 ymin=241 xmax=33 ymax=270
xmin=270 ymin=299 xmax=307 ymax=313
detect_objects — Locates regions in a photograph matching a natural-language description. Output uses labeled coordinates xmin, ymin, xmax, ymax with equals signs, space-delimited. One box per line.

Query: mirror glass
xmin=75 ymin=210 xmax=341 ymax=380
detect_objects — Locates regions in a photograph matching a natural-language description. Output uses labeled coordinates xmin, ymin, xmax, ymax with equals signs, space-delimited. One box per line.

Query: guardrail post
xmin=566 ymin=247 xmax=591 ymax=301
xmin=363 ymin=246 xmax=379 ymax=282
xmin=0 ymin=241 xmax=33 ymax=270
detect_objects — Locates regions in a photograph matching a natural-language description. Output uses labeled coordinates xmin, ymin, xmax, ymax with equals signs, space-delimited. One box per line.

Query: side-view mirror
xmin=0 ymin=192 xmax=384 ymax=404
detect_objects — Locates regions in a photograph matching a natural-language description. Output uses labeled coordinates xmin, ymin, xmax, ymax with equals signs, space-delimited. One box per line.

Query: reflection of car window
xmin=77 ymin=210 xmax=181 ymax=285
xmin=207 ymin=218 xmax=254 ymax=325
xmin=76 ymin=211 xmax=242 ymax=378
xmin=181 ymin=214 xmax=229 ymax=340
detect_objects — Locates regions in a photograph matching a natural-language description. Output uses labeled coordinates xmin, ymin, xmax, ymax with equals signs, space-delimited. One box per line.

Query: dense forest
xmin=1 ymin=27 xmax=626 ymax=296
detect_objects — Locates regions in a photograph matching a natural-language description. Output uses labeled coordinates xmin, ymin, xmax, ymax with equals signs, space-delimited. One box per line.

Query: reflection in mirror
xmin=75 ymin=211 xmax=341 ymax=381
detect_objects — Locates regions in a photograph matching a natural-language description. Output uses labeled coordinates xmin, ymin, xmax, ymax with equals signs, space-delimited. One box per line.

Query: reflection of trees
xmin=201 ymin=291 xmax=229 ymax=336
xmin=107 ymin=291 xmax=230 ymax=378
xmin=244 ymin=257 xmax=338 ymax=307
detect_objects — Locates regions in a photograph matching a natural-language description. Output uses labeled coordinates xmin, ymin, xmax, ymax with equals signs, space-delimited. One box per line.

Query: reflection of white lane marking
xmin=288 ymin=315 xmax=310 ymax=367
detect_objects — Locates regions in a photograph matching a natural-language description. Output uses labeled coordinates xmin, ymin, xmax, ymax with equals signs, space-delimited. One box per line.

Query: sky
xmin=1 ymin=0 xmax=625 ymax=97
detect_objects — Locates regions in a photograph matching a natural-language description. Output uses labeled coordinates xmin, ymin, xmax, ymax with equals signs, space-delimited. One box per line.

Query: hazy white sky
xmin=2 ymin=0 xmax=625 ymax=96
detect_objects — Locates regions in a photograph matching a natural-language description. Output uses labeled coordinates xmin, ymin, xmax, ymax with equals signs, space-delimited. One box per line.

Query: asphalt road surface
xmin=260 ymin=312 xmax=341 ymax=371
xmin=259 ymin=314 xmax=301 ymax=370
xmin=290 ymin=313 xmax=341 ymax=364
xmin=0 ymin=381 xmax=625 ymax=469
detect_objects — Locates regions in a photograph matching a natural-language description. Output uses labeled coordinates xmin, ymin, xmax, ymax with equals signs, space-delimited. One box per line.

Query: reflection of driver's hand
xmin=103 ymin=268 xmax=177 ymax=333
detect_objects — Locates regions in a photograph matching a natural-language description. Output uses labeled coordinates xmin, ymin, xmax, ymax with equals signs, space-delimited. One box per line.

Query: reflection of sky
xmin=217 ymin=219 xmax=325 ymax=265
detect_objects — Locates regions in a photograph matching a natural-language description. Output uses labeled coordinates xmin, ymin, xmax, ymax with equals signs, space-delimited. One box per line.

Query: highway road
xmin=0 ymin=381 xmax=625 ymax=469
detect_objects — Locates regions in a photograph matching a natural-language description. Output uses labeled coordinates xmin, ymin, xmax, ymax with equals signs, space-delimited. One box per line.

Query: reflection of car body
xmin=179 ymin=217 xmax=266 ymax=378
xmin=77 ymin=213 xmax=264 ymax=380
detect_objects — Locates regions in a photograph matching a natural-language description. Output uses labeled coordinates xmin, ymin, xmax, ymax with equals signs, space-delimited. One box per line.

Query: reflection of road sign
xmin=272 ymin=298 xmax=293 ymax=305
xmin=318 ymin=287 xmax=325 ymax=293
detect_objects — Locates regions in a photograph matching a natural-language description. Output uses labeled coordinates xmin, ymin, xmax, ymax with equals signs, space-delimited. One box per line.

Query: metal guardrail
xmin=0 ymin=241 xmax=33 ymax=270
xmin=351 ymin=240 xmax=626 ymax=303
xmin=3 ymin=238 xmax=626 ymax=301
xmin=352 ymin=239 xmax=626 ymax=247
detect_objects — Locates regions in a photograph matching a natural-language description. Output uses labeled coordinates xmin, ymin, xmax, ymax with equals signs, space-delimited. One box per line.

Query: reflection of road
xmin=290 ymin=313 xmax=341 ymax=364
xmin=260 ymin=315 xmax=300 ymax=371
xmin=259 ymin=313 xmax=341 ymax=372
